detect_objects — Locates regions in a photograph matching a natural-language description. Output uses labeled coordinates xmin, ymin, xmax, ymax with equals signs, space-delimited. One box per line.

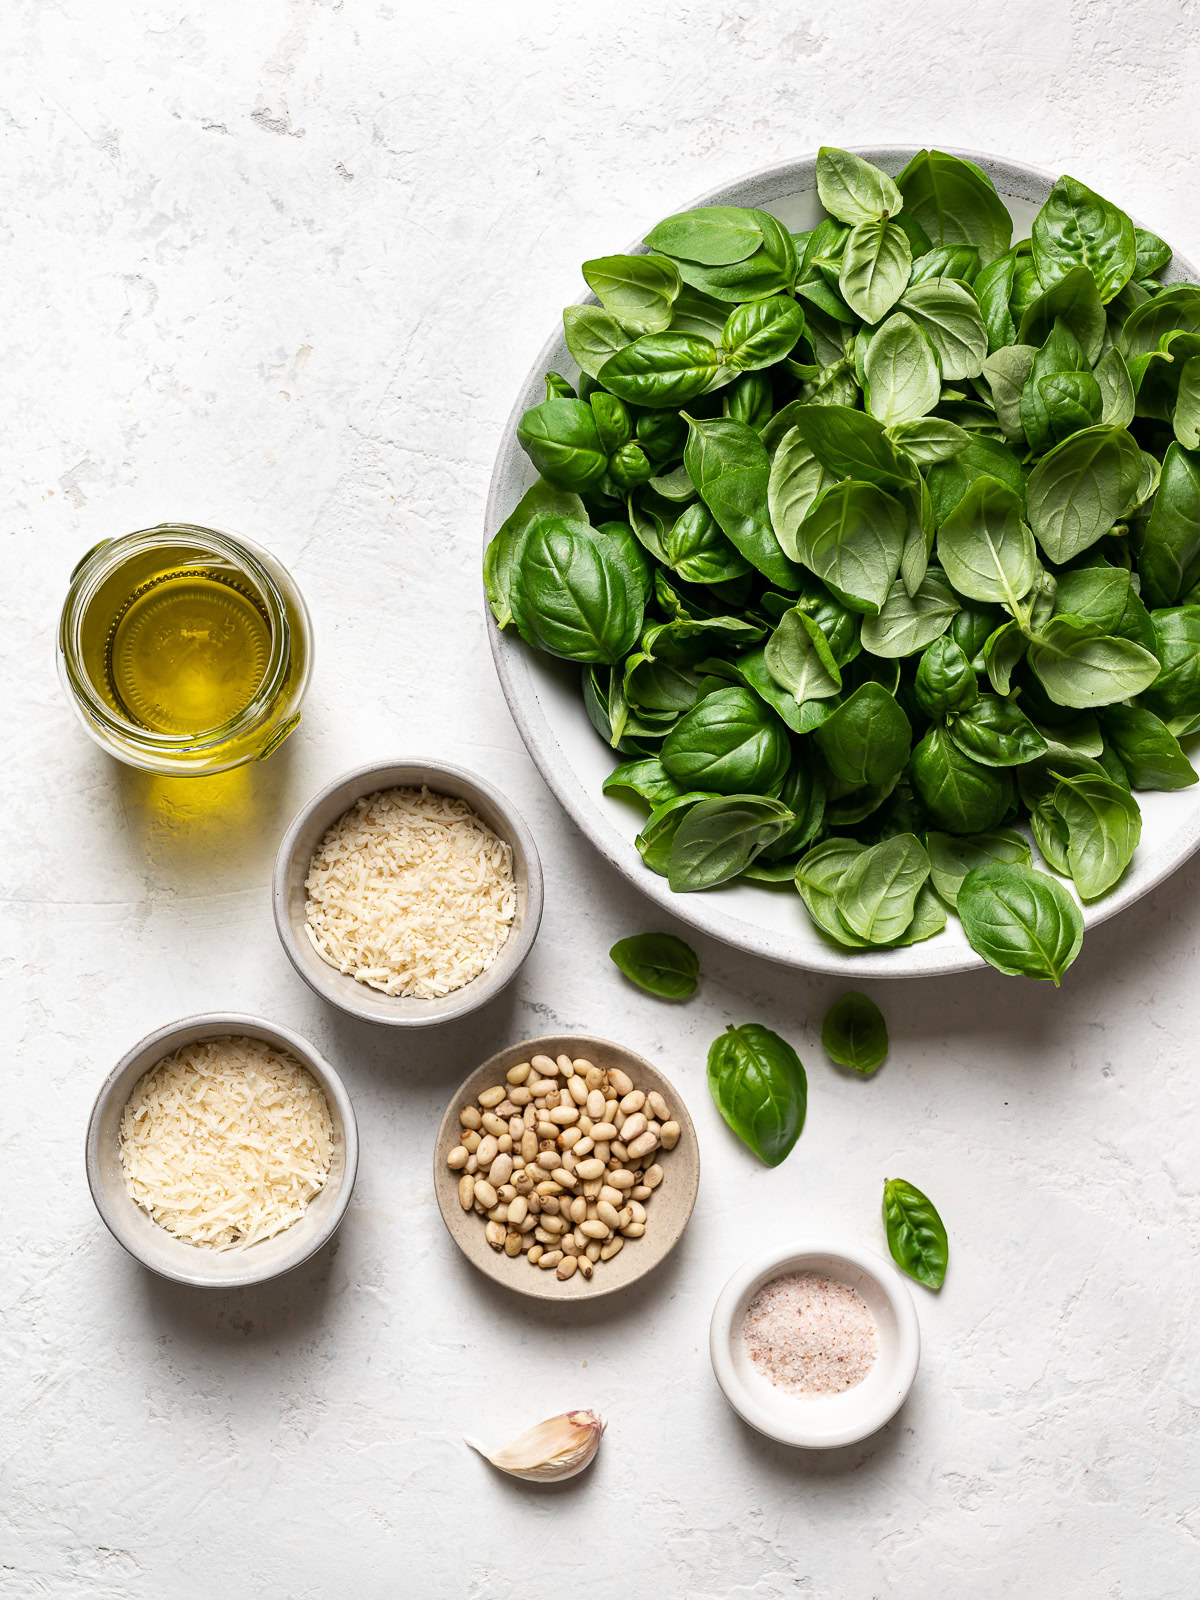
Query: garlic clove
xmin=465 ymin=1409 xmax=604 ymax=1481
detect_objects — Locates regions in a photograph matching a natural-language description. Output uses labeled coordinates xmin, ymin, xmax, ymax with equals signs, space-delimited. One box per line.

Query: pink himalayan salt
xmin=741 ymin=1270 xmax=878 ymax=1396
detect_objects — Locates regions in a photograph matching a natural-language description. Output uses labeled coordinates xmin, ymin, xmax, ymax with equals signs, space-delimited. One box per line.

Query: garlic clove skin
xmin=466 ymin=1409 xmax=604 ymax=1481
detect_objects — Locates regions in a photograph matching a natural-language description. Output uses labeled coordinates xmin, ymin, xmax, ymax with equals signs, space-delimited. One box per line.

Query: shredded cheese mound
xmin=303 ymin=786 xmax=516 ymax=999
xmin=119 ymin=1036 xmax=334 ymax=1251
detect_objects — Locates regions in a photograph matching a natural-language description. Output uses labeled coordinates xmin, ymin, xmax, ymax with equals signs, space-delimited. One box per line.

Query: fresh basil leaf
xmin=667 ymin=794 xmax=795 ymax=890
xmin=926 ymin=434 xmax=1026 ymax=525
xmin=602 ymin=758 xmax=686 ymax=806
xmin=764 ymin=607 xmax=843 ymax=702
xmin=935 ymin=475 xmax=1038 ymax=607
xmin=1143 ymin=605 xmax=1200 ymax=722
xmin=1140 ymin=443 xmax=1200 ymax=607
xmin=784 ymin=403 xmax=914 ymax=489
xmin=766 ymin=426 xmax=836 ymax=560
xmin=1134 ymin=227 xmax=1172 ymax=281
xmin=816 ymin=146 xmax=903 ymax=225
xmin=834 ymin=832 xmax=930 ymax=943
xmin=721 ymin=295 xmax=806 ymax=370
xmin=861 ymin=571 xmax=959 ymax=657
xmin=668 ymin=285 xmax=733 ymax=340
xmin=814 ymin=682 xmax=912 ymax=787
xmin=914 ymin=635 xmax=979 ymax=716
xmin=635 ymin=791 xmax=714 ymax=875
xmin=910 ymin=244 xmax=981 ymax=285
xmin=645 ymin=206 xmax=764 ymax=265
xmin=673 ymin=211 xmax=798 ymax=302
xmin=661 ymin=686 xmax=790 ymax=794
xmin=684 ymin=416 xmax=802 ymax=588
xmin=896 ymin=150 xmax=1013 ymax=265
xmin=1121 ymin=284 xmax=1200 ymax=361
xmin=623 ymin=652 xmax=703 ymax=714
xmin=1027 ymin=614 xmax=1160 ymax=708
xmin=1052 ymin=562 xmax=1131 ymax=631
xmin=1099 ymin=703 xmax=1198 ymax=790
xmin=516 ymin=398 xmax=608 ymax=489
xmin=982 ymin=344 xmax=1037 ymax=441
xmin=1094 ymin=345 xmax=1137 ymax=428
xmin=582 ymin=253 xmax=680 ymax=334
xmin=883 ymin=1178 xmax=948 ymax=1289
xmin=1052 ymin=770 xmax=1142 ymax=898
xmin=706 ymin=1023 xmax=807 ymax=1166
xmin=599 ymin=332 xmax=727 ymax=408
xmin=926 ymin=827 xmax=1031 ymax=906
xmin=1032 ymin=175 xmax=1136 ymax=304
xmin=863 ymin=312 xmax=940 ymax=425
xmin=1026 ymin=425 xmax=1143 ymax=563
xmin=898 ymin=276 xmax=989 ymax=379
xmin=1018 ymin=266 xmax=1106 ymax=364
xmin=887 ymin=416 xmax=971 ymax=465
xmin=594 ymin=518 xmax=654 ymax=606
xmin=484 ymin=479 xmax=585 ymax=627
xmin=822 ymin=991 xmax=888 ymax=1074
xmin=609 ymin=932 xmax=699 ymax=997
xmin=563 ymin=304 xmax=638 ymax=380
xmin=510 ymin=515 xmax=644 ymax=663
xmin=909 ymin=724 xmax=1014 ymax=833
xmin=722 ymin=370 xmax=775 ymax=431
xmin=762 ymin=757 xmax=826 ymax=860
xmin=840 ymin=218 xmax=912 ymax=324
xmin=957 ymin=861 xmax=1084 ymax=983
xmin=662 ymin=501 xmax=752 ymax=585
xmin=794 ymin=480 xmax=908 ymax=615
xmin=794 ymin=838 xmax=871 ymax=947
xmin=982 ymin=618 xmax=1027 ymax=694
xmin=948 ymin=694 xmax=1048 ymax=766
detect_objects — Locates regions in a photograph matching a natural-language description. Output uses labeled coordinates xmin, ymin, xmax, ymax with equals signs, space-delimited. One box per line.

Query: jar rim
xmin=58 ymin=523 xmax=293 ymax=752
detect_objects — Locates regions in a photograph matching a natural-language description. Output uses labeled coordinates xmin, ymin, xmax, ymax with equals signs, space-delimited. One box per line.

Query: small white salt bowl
xmin=710 ymin=1240 xmax=920 ymax=1449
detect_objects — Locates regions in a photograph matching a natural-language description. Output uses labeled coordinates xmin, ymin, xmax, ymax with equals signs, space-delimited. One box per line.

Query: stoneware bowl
xmin=709 ymin=1240 xmax=920 ymax=1449
xmin=85 ymin=1012 xmax=359 ymax=1289
xmin=272 ymin=758 xmax=543 ymax=1027
xmin=433 ymin=1034 xmax=699 ymax=1301
xmin=485 ymin=146 xmax=1200 ymax=978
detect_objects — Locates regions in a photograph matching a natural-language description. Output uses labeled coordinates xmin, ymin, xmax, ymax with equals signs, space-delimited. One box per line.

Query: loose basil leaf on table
xmin=822 ymin=991 xmax=888 ymax=1075
xmin=883 ymin=1178 xmax=949 ymax=1289
xmin=487 ymin=145 xmax=1193 ymax=976
xmin=706 ymin=1023 xmax=807 ymax=1166
xmin=608 ymin=932 xmax=699 ymax=998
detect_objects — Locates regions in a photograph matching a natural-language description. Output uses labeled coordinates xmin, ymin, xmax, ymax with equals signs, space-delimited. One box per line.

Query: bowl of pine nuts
xmin=434 ymin=1034 xmax=699 ymax=1300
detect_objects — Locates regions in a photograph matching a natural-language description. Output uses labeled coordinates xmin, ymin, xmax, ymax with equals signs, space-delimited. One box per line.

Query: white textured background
xmin=4 ymin=3 xmax=1200 ymax=1596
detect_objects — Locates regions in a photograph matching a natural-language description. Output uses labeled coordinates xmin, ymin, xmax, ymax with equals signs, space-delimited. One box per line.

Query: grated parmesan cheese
xmin=119 ymin=1035 xmax=334 ymax=1251
xmin=303 ymin=786 xmax=516 ymax=999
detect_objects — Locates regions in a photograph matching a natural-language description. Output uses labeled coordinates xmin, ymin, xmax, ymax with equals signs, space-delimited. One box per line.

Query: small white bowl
xmin=272 ymin=759 xmax=544 ymax=1027
xmin=85 ymin=1013 xmax=359 ymax=1288
xmin=710 ymin=1241 xmax=920 ymax=1449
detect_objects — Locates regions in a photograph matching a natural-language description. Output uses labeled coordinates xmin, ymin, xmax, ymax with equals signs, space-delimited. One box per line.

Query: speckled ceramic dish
xmin=433 ymin=1034 xmax=699 ymax=1301
xmin=485 ymin=147 xmax=1200 ymax=978
xmin=272 ymin=758 xmax=543 ymax=1027
xmin=709 ymin=1240 xmax=920 ymax=1449
xmin=85 ymin=1013 xmax=359 ymax=1289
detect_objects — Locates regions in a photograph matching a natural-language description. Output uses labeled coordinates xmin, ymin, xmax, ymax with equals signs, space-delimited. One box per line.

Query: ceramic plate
xmin=485 ymin=146 xmax=1200 ymax=977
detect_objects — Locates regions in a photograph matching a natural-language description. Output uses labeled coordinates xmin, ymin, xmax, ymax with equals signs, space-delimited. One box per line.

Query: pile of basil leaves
xmin=485 ymin=147 xmax=1200 ymax=983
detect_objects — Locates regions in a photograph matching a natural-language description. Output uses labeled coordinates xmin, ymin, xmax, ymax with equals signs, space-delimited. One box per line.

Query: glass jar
xmin=57 ymin=523 xmax=313 ymax=776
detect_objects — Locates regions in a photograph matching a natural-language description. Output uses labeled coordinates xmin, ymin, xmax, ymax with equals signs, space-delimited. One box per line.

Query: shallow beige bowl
xmin=433 ymin=1034 xmax=699 ymax=1301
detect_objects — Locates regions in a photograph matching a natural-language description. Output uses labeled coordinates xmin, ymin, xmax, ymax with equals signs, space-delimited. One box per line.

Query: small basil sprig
xmin=883 ymin=1178 xmax=948 ymax=1289
xmin=706 ymin=1023 xmax=807 ymax=1166
xmin=609 ymin=933 xmax=699 ymax=998
xmin=821 ymin=992 xmax=888 ymax=1075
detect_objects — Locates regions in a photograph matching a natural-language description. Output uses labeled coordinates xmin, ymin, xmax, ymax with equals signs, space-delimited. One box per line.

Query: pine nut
xmin=549 ymin=1105 xmax=579 ymax=1125
xmin=481 ymin=1111 xmax=506 ymax=1137
xmin=536 ymin=1195 xmax=555 ymax=1214
xmin=551 ymin=1168 xmax=578 ymax=1189
xmin=584 ymin=1065 xmax=605 ymax=1090
xmin=479 ymin=1086 xmax=506 ymax=1109
xmin=627 ymin=1130 xmax=659 ymax=1161
xmin=569 ymin=1196 xmax=587 ymax=1223
xmin=577 ymin=1257 xmax=594 ymax=1279
xmin=539 ymin=1250 xmax=563 ymax=1269
xmin=609 ymin=1169 xmax=635 ymax=1189
xmin=509 ymin=1116 xmax=525 ymax=1140
xmin=473 ymin=1179 xmax=498 ymax=1209
xmin=507 ymin=1062 xmax=531 ymax=1085
xmin=596 ymin=1201 xmax=620 ymax=1229
xmin=573 ymin=1136 xmax=594 ymax=1156
xmin=489 ymin=1153 xmax=514 ymax=1187
xmin=495 ymin=1099 xmax=519 ymax=1118
xmin=520 ymin=1234 xmax=534 ymax=1251
xmin=540 ymin=1214 xmax=565 ymax=1235
xmin=461 ymin=1129 xmax=481 ymax=1152
xmin=530 ymin=1054 xmax=559 ymax=1076
xmin=508 ymin=1195 xmax=528 ymax=1225
xmin=593 ymin=1141 xmax=611 ymax=1163
xmin=631 ymin=1184 xmax=651 ymax=1201
xmin=590 ymin=1122 xmax=617 ymax=1141
xmin=557 ymin=1255 xmax=578 ymax=1280
xmin=504 ymin=1232 xmax=522 ymax=1257
xmin=586 ymin=1090 xmax=606 ymax=1119
xmin=474 ymin=1134 xmax=496 ymax=1168
xmin=529 ymin=1077 xmax=556 ymax=1095
xmin=643 ymin=1164 xmax=664 ymax=1190
xmin=607 ymin=1067 xmax=633 ymax=1096
xmin=460 ymin=1106 xmax=481 ymax=1130
xmin=520 ymin=1130 xmax=538 ymax=1161
xmin=535 ymin=1180 xmax=560 ymax=1196
xmin=579 ymin=1219 xmax=610 ymax=1240
xmin=509 ymin=1086 xmax=532 ymax=1106
xmin=574 ymin=1157 xmax=605 ymax=1181
xmin=622 ymin=1221 xmax=646 ymax=1238
xmin=620 ymin=1112 xmax=647 ymax=1143
xmin=660 ymin=1121 xmax=680 ymax=1151
xmin=458 ymin=1175 xmax=475 ymax=1210
xmin=600 ymin=1238 xmax=624 ymax=1261
xmin=465 ymin=1155 xmax=478 ymax=1174
xmin=447 ymin=1146 xmax=468 ymax=1170
xmin=528 ymin=1245 xmax=543 ymax=1265
xmin=628 ymin=1200 xmax=647 ymax=1224
xmin=568 ymin=1075 xmax=588 ymax=1105
xmin=485 ymin=1221 xmax=505 ymax=1249
xmin=648 ymin=1092 xmax=669 ymax=1121
xmin=619 ymin=1091 xmax=645 ymax=1114
xmin=585 ymin=1241 xmax=602 ymax=1262
xmin=599 ymin=1185 xmax=622 ymax=1206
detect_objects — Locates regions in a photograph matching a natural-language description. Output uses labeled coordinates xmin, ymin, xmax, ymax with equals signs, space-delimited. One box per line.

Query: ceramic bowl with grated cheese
xmin=272 ymin=760 xmax=544 ymax=1027
xmin=85 ymin=1013 xmax=359 ymax=1288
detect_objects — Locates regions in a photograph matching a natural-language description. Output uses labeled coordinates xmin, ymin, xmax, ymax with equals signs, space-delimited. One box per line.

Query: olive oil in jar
xmin=99 ymin=565 xmax=272 ymax=735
